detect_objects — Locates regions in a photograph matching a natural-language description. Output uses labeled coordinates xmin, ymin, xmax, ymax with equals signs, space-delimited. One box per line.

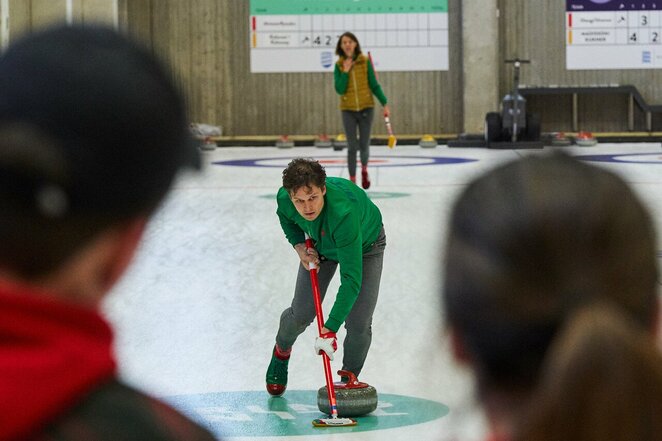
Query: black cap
xmin=0 ymin=25 xmax=200 ymax=218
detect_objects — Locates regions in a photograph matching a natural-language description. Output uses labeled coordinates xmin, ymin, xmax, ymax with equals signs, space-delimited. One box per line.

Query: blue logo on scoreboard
xmin=321 ymin=51 xmax=333 ymax=68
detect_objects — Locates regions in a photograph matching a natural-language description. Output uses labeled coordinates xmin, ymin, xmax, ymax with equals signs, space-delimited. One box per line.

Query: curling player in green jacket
xmin=266 ymin=158 xmax=386 ymax=396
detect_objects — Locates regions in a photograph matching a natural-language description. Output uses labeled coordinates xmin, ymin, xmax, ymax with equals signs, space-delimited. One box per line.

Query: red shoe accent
xmin=267 ymin=383 xmax=286 ymax=396
xmin=349 ymin=175 xmax=356 ymax=183
xmin=361 ymin=168 xmax=370 ymax=189
xmin=274 ymin=345 xmax=291 ymax=360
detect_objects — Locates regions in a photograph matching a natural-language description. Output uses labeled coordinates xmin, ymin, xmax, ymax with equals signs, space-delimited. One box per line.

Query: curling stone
xmin=575 ymin=131 xmax=597 ymax=147
xmin=419 ymin=134 xmax=437 ymax=148
xmin=276 ymin=135 xmax=294 ymax=149
xmin=317 ymin=370 xmax=378 ymax=417
xmin=333 ymin=133 xmax=347 ymax=151
xmin=550 ymin=132 xmax=572 ymax=146
xmin=315 ymin=134 xmax=333 ymax=148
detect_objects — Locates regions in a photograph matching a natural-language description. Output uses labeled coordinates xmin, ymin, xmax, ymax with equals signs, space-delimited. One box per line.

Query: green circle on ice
xmin=165 ymin=390 xmax=449 ymax=437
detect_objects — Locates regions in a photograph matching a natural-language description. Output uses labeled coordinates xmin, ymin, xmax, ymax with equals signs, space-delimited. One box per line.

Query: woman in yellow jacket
xmin=334 ymin=32 xmax=390 ymax=190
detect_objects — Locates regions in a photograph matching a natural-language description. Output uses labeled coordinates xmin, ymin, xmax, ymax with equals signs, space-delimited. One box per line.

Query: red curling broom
xmin=305 ymin=234 xmax=357 ymax=427
xmin=368 ymin=51 xmax=397 ymax=149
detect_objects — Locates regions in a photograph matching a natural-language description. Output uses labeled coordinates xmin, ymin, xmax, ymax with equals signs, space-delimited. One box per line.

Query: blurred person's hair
xmin=443 ymin=152 xmax=661 ymax=441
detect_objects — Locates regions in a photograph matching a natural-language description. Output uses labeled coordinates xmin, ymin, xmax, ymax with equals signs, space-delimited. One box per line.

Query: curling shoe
xmin=349 ymin=175 xmax=356 ymax=184
xmin=266 ymin=346 xmax=290 ymax=396
xmin=361 ymin=166 xmax=371 ymax=190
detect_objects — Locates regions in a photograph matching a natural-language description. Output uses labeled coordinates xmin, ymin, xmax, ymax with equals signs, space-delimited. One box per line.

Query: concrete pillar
xmin=461 ymin=0 xmax=500 ymax=133
xmin=1 ymin=0 xmax=8 ymax=50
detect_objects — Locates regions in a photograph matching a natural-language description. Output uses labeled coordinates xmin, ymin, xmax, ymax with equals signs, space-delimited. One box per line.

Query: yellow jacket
xmin=334 ymin=54 xmax=387 ymax=111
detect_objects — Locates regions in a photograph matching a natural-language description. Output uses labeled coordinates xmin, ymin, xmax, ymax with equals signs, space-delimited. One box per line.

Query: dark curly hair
xmin=282 ymin=158 xmax=326 ymax=194
xmin=335 ymin=32 xmax=362 ymax=58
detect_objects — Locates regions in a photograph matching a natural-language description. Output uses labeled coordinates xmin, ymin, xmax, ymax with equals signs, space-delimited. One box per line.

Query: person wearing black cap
xmin=0 ymin=25 xmax=216 ymax=440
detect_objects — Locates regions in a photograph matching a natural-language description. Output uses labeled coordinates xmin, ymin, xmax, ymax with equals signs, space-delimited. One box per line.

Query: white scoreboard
xmin=250 ymin=0 xmax=449 ymax=73
xmin=567 ymin=0 xmax=662 ymax=69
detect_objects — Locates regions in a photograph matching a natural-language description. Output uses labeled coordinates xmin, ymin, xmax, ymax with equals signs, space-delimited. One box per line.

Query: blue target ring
xmin=575 ymin=153 xmax=662 ymax=164
xmin=213 ymin=155 xmax=477 ymax=168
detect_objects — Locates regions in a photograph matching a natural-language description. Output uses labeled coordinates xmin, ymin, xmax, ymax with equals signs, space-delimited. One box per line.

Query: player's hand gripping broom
xmin=384 ymin=114 xmax=397 ymax=148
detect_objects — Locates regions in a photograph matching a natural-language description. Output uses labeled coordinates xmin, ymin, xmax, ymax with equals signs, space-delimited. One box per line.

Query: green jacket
xmin=334 ymin=53 xmax=388 ymax=111
xmin=276 ymin=177 xmax=383 ymax=331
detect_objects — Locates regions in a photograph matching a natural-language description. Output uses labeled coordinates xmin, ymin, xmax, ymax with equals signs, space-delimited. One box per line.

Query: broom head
xmin=313 ymin=417 xmax=357 ymax=427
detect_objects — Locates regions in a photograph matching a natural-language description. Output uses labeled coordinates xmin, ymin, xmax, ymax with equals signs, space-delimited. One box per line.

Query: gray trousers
xmin=275 ymin=227 xmax=386 ymax=377
xmin=342 ymin=107 xmax=374 ymax=177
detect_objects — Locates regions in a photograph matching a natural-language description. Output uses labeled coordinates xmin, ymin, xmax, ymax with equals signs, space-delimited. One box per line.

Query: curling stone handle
xmin=336 ymin=369 xmax=371 ymax=389
xmin=338 ymin=370 xmax=358 ymax=384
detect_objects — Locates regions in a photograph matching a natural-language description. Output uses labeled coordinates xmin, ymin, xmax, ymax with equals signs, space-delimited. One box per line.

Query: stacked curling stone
xmin=574 ymin=131 xmax=597 ymax=146
xmin=333 ymin=134 xmax=347 ymax=151
xmin=419 ymin=134 xmax=437 ymax=148
xmin=551 ymin=132 xmax=572 ymax=146
xmin=276 ymin=135 xmax=294 ymax=148
xmin=315 ymin=134 xmax=333 ymax=148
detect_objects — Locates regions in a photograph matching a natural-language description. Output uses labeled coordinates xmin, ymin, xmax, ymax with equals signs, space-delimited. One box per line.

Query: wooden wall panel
xmin=190 ymin=0 xmax=216 ymax=125
xmin=7 ymin=0 xmax=118 ymax=43
xmin=120 ymin=0 xmax=152 ymax=47
xmin=215 ymin=1 xmax=232 ymax=136
xmin=1 ymin=1 xmax=8 ymax=50
xmin=163 ymin=0 xmax=192 ymax=116
xmin=79 ymin=0 xmax=117 ymax=26
xmin=30 ymin=0 xmax=66 ymax=28
xmin=7 ymin=0 xmax=30 ymax=41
